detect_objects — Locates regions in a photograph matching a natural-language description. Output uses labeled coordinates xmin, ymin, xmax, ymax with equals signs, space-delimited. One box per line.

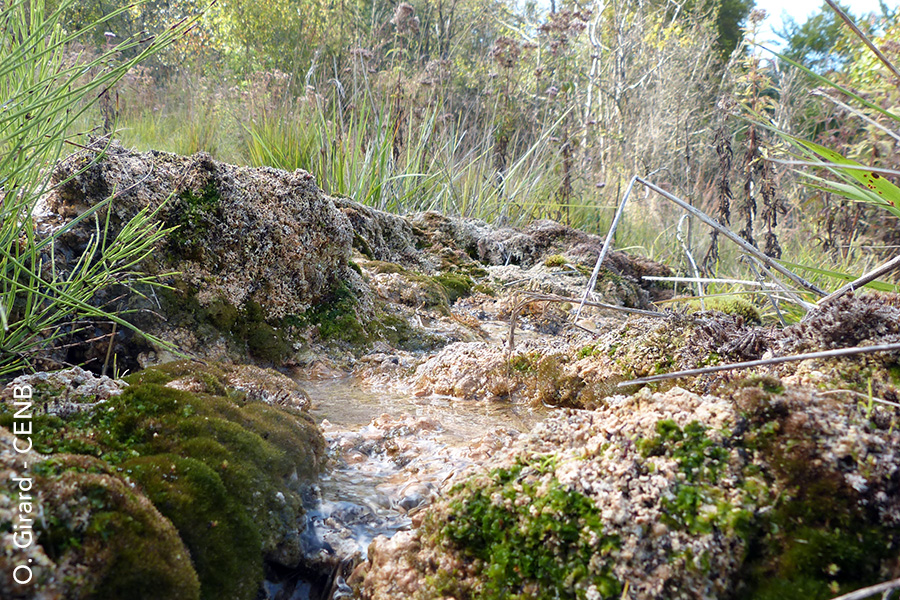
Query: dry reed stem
xmin=579 ymin=176 xmax=828 ymax=321
xmin=635 ymin=177 xmax=828 ymax=296
xmin=828 ymin=576 xmax=900 ymax=600
xmin=642 ymin=276 xmax=782 ymax=288
xmin=814 ymin=253 xmax=900 ymax=308
xmin=617 ymin=342 xmax=900 ymax=387
xmin=576 ymin=176 xmax=638 ymax=318
xmin=824 ymin=0 xmax=900 ymax=81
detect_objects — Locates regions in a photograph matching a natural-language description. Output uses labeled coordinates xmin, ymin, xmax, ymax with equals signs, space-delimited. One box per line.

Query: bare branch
xmin=815 ymin=254 xmax=900 ymax=307
xmin=828 ymin=577 xmax=900 ymax=600
xmin=618 ymin=342 xmax=900 ymax=387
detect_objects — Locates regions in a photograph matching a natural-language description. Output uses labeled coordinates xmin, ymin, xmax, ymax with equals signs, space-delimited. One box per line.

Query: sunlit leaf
xmin=789 ymin=137 xmax=900 ymax=218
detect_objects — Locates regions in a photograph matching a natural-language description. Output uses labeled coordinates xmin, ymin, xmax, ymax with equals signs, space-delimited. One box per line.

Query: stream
xmin=265 ymin=375 xmax=547 ymax=600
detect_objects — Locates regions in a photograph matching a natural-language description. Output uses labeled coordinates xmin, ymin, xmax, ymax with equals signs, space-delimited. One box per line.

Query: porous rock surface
xmin=50 ymin=140 xmax=355 ymax=320
xmin=353 ymin=341 xmax=900 ymax=599
xmin=346 ymin=295 xmax=900 ymax=600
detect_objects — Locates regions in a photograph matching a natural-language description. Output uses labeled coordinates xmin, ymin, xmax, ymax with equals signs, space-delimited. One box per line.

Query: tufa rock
xmin=50 ymin=140 xmax=356 ymax=321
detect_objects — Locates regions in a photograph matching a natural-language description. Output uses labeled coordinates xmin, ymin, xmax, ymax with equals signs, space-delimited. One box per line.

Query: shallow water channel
xmin=265 ymin=375 xmax=547 ymax=600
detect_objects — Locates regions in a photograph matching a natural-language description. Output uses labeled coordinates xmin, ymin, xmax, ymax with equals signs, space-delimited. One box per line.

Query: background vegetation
xmin=51 ymin=0 xmax=900 ymax=306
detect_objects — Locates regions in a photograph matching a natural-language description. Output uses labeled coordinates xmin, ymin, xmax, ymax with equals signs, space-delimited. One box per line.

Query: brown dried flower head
xmin=391 ymin=2 xmax=420 ymax=35
xmin=489 ymin=37 xmax=522 ymax=69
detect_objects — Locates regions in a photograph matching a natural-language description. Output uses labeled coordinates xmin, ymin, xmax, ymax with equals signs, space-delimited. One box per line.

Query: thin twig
xmin=577 ymin=176 xmax=638 ymax=319
xmin=810 ymin=89 xmax=900 ymax=144
xmin=643 ymin=276 xmax=783 ymax=288
xmin=635 ymin=177 xmax=828 ymax=296
xmin=101 ymin=321 xmax=117 ymax=377
xmin=677 ymin=214 xmax=704 ymax=309
xmin=815 ymin=254 xmax=900 ymax=307
xmin=824 ymin=0 xmax=900 ymax=81
xmin=656 ymin=290 xmax=774 ymax=304
xmin=828 ymin=577 xmax=900 ymax=600
xmin=617 ymin=342 xmax=900 ymax=387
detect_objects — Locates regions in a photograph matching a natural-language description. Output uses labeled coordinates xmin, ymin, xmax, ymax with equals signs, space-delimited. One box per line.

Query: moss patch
xmin=433 ymin=272 xmax=474 ymax=304
xmin=688 ymin=296 xmax=762 ymax=324
xmin=165 ymin=182 xmax=221 ymax=260
xmin=434 ymin=456 xmax=620 ymax=600
xmin=300 ymin=281 xmax=368 ymax=345
xmin=732 ymin=391 xmax=900 ymax=599
xmin=544 ymin=254 xmax=568 ymax=267
xmin=638 ymin=420 xmax=747 ymax=536
xmin=122 ymin=454 xmax=261 ymax=600
xmin=158 ymin=285 xmax=293 ymax=363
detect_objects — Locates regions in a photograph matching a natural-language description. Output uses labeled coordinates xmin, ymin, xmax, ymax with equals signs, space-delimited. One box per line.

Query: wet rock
xmin=0 ymin=366 xmax=126 ymax=417
xmin=353 ymin=381 xmax=900 ymax=599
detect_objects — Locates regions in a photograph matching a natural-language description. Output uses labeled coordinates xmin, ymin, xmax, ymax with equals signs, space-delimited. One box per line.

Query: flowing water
xmin=265 ymin=375 xmax=547 ymax=599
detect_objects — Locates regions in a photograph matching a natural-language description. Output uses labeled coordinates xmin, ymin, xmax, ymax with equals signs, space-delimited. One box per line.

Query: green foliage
xmin=777 ymin=2 xmax=855 ymax=71
xmin=759 ymin=5 xmax=900 ymax=280
xmin=439 ymin=456 xmax=621 ymax=600
xmin=713 ymin=0 xmax=754 ymax=58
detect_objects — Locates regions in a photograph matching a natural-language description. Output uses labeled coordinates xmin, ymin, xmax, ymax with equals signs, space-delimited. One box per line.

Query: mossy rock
xmin=687 ymin=296 xmax=762 ymax=324
xmin=371 ymin=312 xmax=443 ymax=352
xmin=165 ymin=181 xmax=222 ymax=261
xmin=431 ymin=456 xmax=621 ymax=600
xmin=300 ymin=281 xmax=369 ymax=345
xmin=156 ymin=285 xmax=294 ymax=364
xmin=732 ymin=385 xmax=900 ymax=599
xmin=0 ymin=361 xmax=325 ymax=600
xmin=29 ymin=454 xmax=201 ymax=600
xmin=361 ymin=260 xmax=408 ymax=275
xmin=122 ymin=454 xmax=261 ymax=600
xmin=433 ymin=272 xmax=474 ymax=304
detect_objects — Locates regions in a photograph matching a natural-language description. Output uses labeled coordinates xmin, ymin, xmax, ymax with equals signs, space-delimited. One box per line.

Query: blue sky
xmin=755 ymin=0 xmax=899 ymax=47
